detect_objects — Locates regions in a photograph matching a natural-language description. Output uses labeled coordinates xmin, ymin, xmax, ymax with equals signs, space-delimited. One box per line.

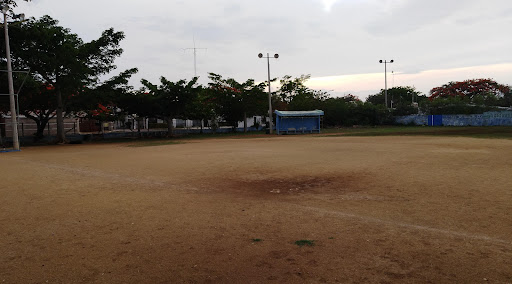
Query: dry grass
xmin=1 ymin=135 xmax=511 ymax=283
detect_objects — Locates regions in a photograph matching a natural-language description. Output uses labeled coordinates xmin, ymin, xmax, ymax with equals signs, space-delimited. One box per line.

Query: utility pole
xmin=2 ymin=6 xmax=23 ymax=151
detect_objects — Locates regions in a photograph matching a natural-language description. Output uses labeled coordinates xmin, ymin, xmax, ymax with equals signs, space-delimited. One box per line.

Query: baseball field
xmin=1 ymin=132 xmax=511 ymax=283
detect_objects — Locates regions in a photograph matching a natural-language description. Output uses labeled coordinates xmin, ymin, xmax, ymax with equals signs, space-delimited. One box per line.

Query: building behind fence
xmin=1 ymin=114 xmax=266 ymax=144
xmin=395 ymin=111 xmax=512 ymax=126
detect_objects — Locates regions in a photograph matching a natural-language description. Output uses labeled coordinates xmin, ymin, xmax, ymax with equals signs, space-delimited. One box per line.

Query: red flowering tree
xmin=429 ymin=79 xmax=510 ymax=105
xmin=424 ymin=79 xmax=511 ymax=114
xmin=72 ymin=68 xmax=138 ymax=121
xmin=90 ymin=103 xmax=111 ymax=118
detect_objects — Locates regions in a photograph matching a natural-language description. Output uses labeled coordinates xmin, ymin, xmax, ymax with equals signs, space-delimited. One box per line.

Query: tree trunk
xmin=166 ymin=117 xmax=174 ymax=137
xmin=34 ymin=119 xmax=49 ymax=141
xmin=55 ymin=88 xmax=66 ymax=143
xmin=21 ymin=110 xmax=52 ymax=142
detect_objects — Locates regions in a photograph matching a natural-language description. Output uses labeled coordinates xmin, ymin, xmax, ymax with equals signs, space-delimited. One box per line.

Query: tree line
xmin=2 ymin=12 xmax=511 ymax=142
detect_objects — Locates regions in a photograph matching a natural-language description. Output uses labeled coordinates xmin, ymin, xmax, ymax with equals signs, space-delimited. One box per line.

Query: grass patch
xmin=127 ymin=140 xmax=185 ymax=147
xmin=251 ymin=238 xmax=263 ymax=242
xmin=21 ymin=126 xmax=512 ymax=150
xmin=295 ymin=240 xmax=315 ymax=247
xmin=320 ymin=126 xmax=512 ymax=139
xmin=176 ymin=130 xmax=268 ymax=140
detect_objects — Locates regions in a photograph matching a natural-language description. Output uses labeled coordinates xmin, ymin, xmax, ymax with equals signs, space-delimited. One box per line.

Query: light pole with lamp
xmin=2 ymin=5 xmax=24 ymax=151
xmin=379 ymin=59 xmax=393 ymax=109
xmin=258 ymin=52 xmax=279 ymax=134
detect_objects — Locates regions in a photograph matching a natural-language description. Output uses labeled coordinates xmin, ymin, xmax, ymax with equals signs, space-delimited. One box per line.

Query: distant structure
xmin=184 ymin=37 xmax=207 ymax=77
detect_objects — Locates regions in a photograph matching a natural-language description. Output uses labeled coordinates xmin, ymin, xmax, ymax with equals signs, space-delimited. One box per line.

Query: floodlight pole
xmin=2 ymin=7 xmax=20 ymax=150
xmin=379 ymin=59 xmax=394 ymax=109
xmin=258 ymin=52 xmax=279 ymax=134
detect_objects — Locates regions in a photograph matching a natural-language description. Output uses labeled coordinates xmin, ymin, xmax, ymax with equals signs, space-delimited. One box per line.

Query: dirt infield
xmin=1 ymin=135 xmax=511 ymax=283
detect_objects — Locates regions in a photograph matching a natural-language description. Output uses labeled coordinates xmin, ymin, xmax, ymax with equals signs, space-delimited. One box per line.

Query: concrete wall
xmin=395 ymin=115 xmax=428 ymax=125
xmin=395 ymin=111 xmax=512 ymax=126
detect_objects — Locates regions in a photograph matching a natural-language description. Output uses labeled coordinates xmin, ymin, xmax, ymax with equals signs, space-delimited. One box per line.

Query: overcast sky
xmin=13 ymin=0 xmax=512 ymax=100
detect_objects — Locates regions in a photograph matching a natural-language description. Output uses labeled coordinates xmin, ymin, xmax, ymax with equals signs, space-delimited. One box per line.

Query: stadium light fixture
xmin=258 ymin=53 xmax=279 ymax=134
xmin=379 ymin=59 xmax=394 ymax=109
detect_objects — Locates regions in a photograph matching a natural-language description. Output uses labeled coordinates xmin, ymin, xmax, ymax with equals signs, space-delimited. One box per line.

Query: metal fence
xmin=0 ymin=121 xmax=78 ymax=138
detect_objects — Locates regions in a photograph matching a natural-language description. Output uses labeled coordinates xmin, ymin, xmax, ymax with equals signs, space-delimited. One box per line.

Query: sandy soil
xmin=1 ymin=135 xmax=511 ymax=283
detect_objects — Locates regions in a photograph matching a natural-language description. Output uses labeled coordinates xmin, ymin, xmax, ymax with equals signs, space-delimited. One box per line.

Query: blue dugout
xmin=275 ymin=110 xmax=324 ymax=135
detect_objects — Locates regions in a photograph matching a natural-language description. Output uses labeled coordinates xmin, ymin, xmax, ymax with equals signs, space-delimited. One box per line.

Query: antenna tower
xmin=184 ymin=37 xmax=207 ymax=77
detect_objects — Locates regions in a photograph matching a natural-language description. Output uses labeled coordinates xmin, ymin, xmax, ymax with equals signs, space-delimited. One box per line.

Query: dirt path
xmin=1 ymin=136 xmax=511 ymax=283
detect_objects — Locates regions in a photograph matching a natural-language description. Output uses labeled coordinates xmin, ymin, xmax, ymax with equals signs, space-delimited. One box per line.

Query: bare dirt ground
xmin=1 ymin=135 xmax=511 ymax=283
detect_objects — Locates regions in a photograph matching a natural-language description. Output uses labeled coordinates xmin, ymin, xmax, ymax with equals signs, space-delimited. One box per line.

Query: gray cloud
xmin=365 ymin=0 xmax=471 ymax=36
xmin=13 ymin=0 xmax=512 ymax=93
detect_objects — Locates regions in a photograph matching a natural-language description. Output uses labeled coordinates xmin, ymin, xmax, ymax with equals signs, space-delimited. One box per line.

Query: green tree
xmin=17 ymin=81 xmax=56 ymax=140
xmin=4 ymin=15 xmax=126 ymax=143
xmin=319 ymin=94 xmax=392 ymax=127
xmin=367 ymin=86 xmax=423 ymax=106
xmin=207 ymin=73 xmax=267 ymax=132
xmin=0 ymin=71 xmax=56 ymax=140
xmin=278 ymin=74 xmax=312 ymax=103
xmin=500 ymin=89 xmax=512 ymax=107
xmin=276 ymin=74 xmax=329 ymax=112
xmin=287 ymin=90 xmax=327 ymax=111
xmin=321 ymin=97 xmax=350 ymax=126
xmin=117 ymin=91 xmax=155 ymax=137
xmin=186 ymin=88 xmax=217 ymax=133
xmin=421 ymin=96 xmax=493 ymax=115
xmin=73 ymin=68 xmax=138 ymax=117
xmin=366 ymin=86 xmax=425 ymax=116
xmin=0 ymin=0 xmax=30 ymax=12
xmin=140 ymin=76 xmax=201 ymax=136
xmin=71 ymin=68 xmax=138 ymax=135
